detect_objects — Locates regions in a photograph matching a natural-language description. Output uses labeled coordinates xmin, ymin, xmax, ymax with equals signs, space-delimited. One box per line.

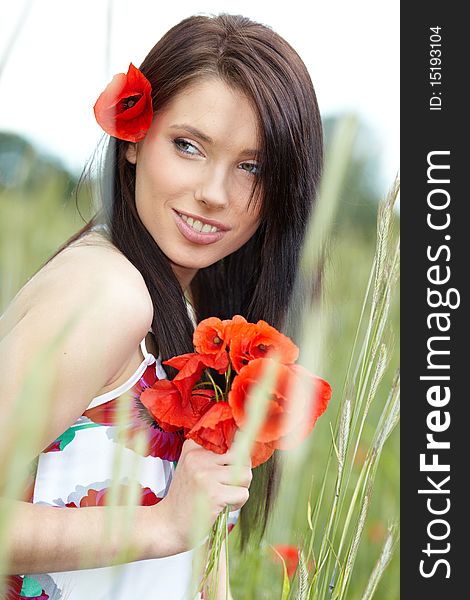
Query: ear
xmin=125 ymin=143 xmax=137 ymax=165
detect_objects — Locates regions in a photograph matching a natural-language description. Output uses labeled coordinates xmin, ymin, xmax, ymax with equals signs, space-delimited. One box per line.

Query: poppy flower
xmin=140 ymin=381 xmax=215 ymax=431
xmin=250 ymin=440 xmax=276 ymax=468
xmin=186 ymin=402 xmax=237 ymax=454
xmin=270 ymin=544 xmax=299 ymax=578
xmin=270 ymin=364 xmax=332 ymax=450
xmin=228 ymin=358 xmax=331 ymax=444
xmin=193 ymin=317 xmax=231 ymax=366
xmin=93 ymin=63 xmax=153 ymax=142
xmin=227 ymin=317 xmax=299 ymax=373
xmin=163 ymin=352 xmax=227 ymax=401
xmin=270 ymin=545 xmax=315 ymax=578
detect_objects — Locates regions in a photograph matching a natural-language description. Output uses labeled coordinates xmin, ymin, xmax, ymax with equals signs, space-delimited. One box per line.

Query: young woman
xmin=0 ymin=13 xmax=323 ymax=599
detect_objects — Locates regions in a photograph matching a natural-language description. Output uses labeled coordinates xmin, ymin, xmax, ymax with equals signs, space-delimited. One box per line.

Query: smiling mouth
xmin=174 ymin=209 xmax=230 ymax=234
xmin=177 ymin=212 xmax=220 ymax=233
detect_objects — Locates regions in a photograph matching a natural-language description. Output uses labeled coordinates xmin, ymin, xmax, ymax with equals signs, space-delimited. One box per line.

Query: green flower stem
xmin=224 ymin=361 xmax=232 ymax=396
xmin=193 ymin=382 xmax=215 ymax=389
xmin=205 ymin=370 xmax=225 ymax=402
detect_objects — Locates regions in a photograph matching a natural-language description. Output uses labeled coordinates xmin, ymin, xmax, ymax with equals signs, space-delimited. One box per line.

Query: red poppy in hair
xmin=93 ymin=62 xmax=153 ymax=142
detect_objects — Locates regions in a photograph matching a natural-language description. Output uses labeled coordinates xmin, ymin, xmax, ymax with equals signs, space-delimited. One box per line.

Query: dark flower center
xmin=122 ymin=94 xmax=142 ymax=110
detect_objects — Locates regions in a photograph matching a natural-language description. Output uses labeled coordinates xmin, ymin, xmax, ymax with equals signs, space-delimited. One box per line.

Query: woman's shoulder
xmin=36 ymin=231 xmax=153 ymax=314
xmin=3 ymin=229 xmax=153 ymax=337
xmin=55 ymin=229 xmax=144 ymax=281
xmin=0 ymin=231 xmax=155 ymax=459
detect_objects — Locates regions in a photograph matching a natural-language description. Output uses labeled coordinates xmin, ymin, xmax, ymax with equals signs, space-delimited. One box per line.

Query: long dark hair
xmin=48 ymin=13 xmax=323 ymax=549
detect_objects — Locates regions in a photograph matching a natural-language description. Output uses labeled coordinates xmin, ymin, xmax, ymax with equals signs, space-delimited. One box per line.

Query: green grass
xmin=227 ymin=242 xmax=399 ymax=599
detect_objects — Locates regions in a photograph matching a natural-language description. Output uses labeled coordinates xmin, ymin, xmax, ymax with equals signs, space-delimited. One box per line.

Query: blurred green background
xmin=0 ymin=117 xmax=399 ymax=599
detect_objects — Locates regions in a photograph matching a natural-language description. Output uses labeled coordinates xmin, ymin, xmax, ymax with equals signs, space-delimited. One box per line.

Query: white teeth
xmin=179 ymin=213 xmax=220 ymax=234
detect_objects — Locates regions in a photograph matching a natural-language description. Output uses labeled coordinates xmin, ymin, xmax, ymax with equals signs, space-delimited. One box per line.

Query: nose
xmin=196 ymin=164 xmax=229 ymax=210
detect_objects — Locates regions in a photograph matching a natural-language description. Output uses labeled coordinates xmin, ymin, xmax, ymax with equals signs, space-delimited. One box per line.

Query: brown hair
xmin=50 ymin=13 xmax=323 ymax=549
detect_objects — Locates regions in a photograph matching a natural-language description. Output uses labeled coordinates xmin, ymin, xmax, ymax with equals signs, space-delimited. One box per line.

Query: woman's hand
xmin=157 ymin=439 xmax=252 ymax=553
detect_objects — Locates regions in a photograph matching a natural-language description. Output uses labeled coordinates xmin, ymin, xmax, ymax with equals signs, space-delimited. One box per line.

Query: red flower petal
xmin=228 ymin=358 xmax=332 ymax=445
xmin=271 ymin=371 xmax=332 ymax=449
xmin=228 ymin=359 xmax=290 ymax=442
xmin=140 ymin=380 xmax=214 ymax=430
xmin=226 ymin=321 xmax=257 ymax=373
xmin=227 ymin=317 xmax=299 ymax=374
xmin=140 ymin=380 xmax=187 ymax=432
xmin=250 ymin=440 xmax=276 ymax=467
xmin=250 ymin=320 xmax=299 ymax=363
xmin=163 ymin=352 xmax=200 ymax=371
xmin=93 ymin=63 xmax=153 ymax=142
xmin=163 ymin=353 xmax=207 ymax=400
xmin=270 ymin=544 xmax=299 ymax=578
xmin=193 ymin=317 xmax=226 ymax=353
xmin=186 ymin=402 xmax=237 ymax=454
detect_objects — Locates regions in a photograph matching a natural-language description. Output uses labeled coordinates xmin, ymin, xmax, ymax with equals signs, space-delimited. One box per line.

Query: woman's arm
xmin=1 ymin=497 xmax=184 ymax=574
xmin=0 ymin=245 xmax=159 ymax=573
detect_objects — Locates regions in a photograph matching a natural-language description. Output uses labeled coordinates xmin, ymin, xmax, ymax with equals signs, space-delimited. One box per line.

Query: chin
xmin=169 ymin=254 xmax=215 ymax=270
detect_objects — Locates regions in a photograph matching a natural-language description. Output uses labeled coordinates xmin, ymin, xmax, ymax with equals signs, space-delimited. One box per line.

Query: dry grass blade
xmin=361 ymin=523 xmax=399 ymax=600
xmin=334 ymin=483 xmax=372 ymax=599
xmin=274 ymin=115 xmax=358 ymax=567
xmin=296 ymin=550 xmax=309 ymax=600
xmin=303 ymin=179 xmax=400 ymax=600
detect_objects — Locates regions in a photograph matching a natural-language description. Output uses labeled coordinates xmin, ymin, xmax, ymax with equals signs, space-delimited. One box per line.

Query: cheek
xmin=235 ymin=214 xmax=261 ymax=245
xmin=137 ymin=152 xmax=188 ymax=205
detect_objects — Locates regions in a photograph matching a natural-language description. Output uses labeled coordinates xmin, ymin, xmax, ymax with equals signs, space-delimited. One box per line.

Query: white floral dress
xmin=8 ymin=320 xmax=239 ymax=599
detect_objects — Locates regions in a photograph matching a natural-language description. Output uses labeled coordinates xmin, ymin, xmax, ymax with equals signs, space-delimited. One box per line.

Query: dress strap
xmin=141 ymin=332 xmax=168 ymax=380
xmin=140 ymin=336 xmax=156 ymax=364
xmin=86 ymin=333 xmax=160 ymax=410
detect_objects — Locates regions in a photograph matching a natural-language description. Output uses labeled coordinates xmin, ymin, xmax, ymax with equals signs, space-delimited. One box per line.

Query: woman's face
xmin=126 ymin=77 xmax=263 ymax=291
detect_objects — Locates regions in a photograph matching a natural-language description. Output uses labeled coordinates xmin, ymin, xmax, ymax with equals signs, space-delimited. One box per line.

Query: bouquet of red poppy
xmin=139 ymin=314 xmax=331 ymax=468
xmin=139 ymin=314 xmax=331 ymax=594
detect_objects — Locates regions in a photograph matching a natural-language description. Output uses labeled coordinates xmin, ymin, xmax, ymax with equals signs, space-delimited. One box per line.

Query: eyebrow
xmin=169 ymin=123 xmax=259 ymax=156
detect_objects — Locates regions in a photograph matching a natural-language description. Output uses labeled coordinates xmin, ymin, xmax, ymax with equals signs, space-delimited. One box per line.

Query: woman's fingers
xmin=218 ymin=465 xmax=253 ymax=488
xmin=215 ymin=483 xmax=250 ymax=511
xmin=214 ymin=447 xmax=252 ymax=468
xmin=182 ymin=439 xmax=251 ymax=468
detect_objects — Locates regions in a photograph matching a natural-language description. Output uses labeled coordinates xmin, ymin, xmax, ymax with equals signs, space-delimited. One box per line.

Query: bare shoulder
xmin=0 ymin=230 xmax=154 ymax=457
xmin=16 ymin=230 xmax=153 ymax=326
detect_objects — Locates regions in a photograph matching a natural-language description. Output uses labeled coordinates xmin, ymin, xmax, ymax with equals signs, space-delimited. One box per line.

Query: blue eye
xmin=240 ymin=162 xmax=260 ymax=175
xmin=174 ymin=138 xmax=200 ymax=155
